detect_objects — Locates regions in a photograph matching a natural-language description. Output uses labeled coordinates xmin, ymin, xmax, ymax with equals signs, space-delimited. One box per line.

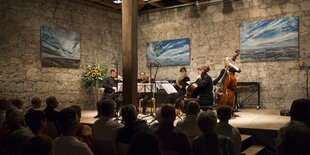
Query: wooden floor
xmin=81 ymin=108 xmax=290 ymax=130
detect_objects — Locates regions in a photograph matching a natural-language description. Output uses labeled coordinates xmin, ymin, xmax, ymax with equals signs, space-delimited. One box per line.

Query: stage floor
xmin=81 ymin=108 xmax=290 ymax=131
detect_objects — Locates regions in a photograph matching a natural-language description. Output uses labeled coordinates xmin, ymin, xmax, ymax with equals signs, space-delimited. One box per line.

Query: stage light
xmin=143 ymin=0 xmax=149 ymax=2
xmin=113 ymin=0 xmax=122 ymax=4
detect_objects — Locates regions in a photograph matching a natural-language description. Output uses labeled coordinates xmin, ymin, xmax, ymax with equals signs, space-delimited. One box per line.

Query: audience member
xmin=115 ymin=104 xmax=149 ymax=155
xmin=54 ymin=107 xmax=93 ymax=155
xmin=0 ymin=98 xmax=12 ymax=127
xmin=44 ymin=96 xmax=59 ymax=135
xmin=290 ymin=99 xmax=310 ymax=127
xmin=176 ymin=100 xmax=202 ymax=143
xmin=128 ymin=130 xmax=161 ymax=155
xmin=92 ymin=99 xmax=123 ymax=142
xmin=277 ymin=121 xmax=310 ymax=155
xmin=193 ymin=110 xmax=234 ymax=155
xmin=26 ymin=97 xmax=42 ymax=114
xmin=71 ymin=105 xmax=92 ymax=148
xmin=10 ymin=98 xmax=24 ymax=111
xmin=24 ymin=110 xmax=47 ymax=135
xmin=217 ymin=105 xmax=241 ymax=155
xmin=22 ymin=135 xmax=54 ymax=155
xmin=154 ymin=104 xmax=191 ymax=155
xmin=5 ymin=109 xmax=34 ymax=155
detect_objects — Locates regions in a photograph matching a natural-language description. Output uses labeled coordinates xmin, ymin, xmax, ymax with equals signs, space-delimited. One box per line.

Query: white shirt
xmin=54 ymin=136 xmax=93 ymax=155
xmin=176 ymin=115 xmax=202 ymax=138
xmin=217 ymin=121 xmax=241 ymax=155
xmin=92 ymin=116 xmax=124 ymax=142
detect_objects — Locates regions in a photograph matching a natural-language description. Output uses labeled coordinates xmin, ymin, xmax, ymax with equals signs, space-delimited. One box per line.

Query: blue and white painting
xmin=239 ymin=16 xmax=299 ymax=62
xmin=146 ymin=38 xmax=190 ymax=66
xmin=41 ymin=26 xmax=80 ymax=67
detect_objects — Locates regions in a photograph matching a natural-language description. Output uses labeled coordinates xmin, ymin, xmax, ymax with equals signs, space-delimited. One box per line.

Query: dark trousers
xmin=138 ymin=93 xmax=152 ymax=110
xmin=167 ymin=92 xmax=185 ymax=108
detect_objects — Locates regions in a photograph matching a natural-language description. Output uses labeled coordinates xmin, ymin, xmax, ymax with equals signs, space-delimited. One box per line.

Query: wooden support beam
xmin=88 ymin=0 xmax=102 ymax=2
xmin=122 ymin=0 xmax=138 ymax=105
xmin=149 ymin=2 xmax=164 ymax=8
xmin=97 ymin=0 xmax=121 ymax=9
xmin=178 ymin=0 xmax=191 ymax=4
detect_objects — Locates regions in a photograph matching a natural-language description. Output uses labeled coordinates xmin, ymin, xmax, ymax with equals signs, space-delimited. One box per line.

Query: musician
xmin=213 ymin=57 xmax=241 ymax=85
xmin=167 ymin=67 xmax=190 ymax=108
xmin=137 ymin=72 xmax=152 ymax=114
xmin=184 ymin=65 xmax=214 ymax=109
xmin=94 ymin=68 xmax=122 ymax=118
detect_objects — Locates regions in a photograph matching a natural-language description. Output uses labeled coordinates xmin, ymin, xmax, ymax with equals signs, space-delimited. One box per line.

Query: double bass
xmin=216 ymin=49 xmax=240 ymax=109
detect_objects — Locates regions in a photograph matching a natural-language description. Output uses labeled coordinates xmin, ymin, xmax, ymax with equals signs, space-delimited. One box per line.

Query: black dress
xmin=167 ymin=76 xmax=190 ymax=108
xmin=137 ymin=78 xmax=152 ymax=112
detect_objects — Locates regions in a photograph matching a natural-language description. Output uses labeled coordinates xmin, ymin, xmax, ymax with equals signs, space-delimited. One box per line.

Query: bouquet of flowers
xmin=81 ymin=63 xmax=107 ymax=88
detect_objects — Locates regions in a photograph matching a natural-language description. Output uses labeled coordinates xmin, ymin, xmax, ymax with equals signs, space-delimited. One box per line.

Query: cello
xmin=216 ymin=49 xmax=240 ymax=109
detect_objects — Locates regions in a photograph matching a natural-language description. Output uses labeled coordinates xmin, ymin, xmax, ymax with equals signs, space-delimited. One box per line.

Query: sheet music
xmin=155 ymin=81 xmax=169 ymax=89
xmin=118 ymin=83 xmax=123 ymax=92
xmin=117 ymin=83 xmax=156 ymax=93
xmin=161 ymin=83 xmax=177 ymax=94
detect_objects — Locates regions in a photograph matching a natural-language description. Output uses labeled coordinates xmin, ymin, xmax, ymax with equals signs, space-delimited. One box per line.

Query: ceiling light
xmin=113 ymin=0 xmax=122 ymax=4
xmin=143 ymin=0 xmax=150 ymax=2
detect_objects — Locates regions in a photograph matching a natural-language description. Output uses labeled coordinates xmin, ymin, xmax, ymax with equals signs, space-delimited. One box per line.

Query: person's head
xmin=25 ymin=110 xmax=47 ymax=135
xmin=45 ymin=96 xmax=58 ymax=109
xmin=186 ymin=100 xmax=200 ymax=115
xmin=10 ymin=98 xmax=24 ymax=109
xmin=5 ymin=109 xmax=26 ymax=130
xmin=22 ymin=135 xmax=54 ymax=155
xmin=197 ymin=110 xmax=217 ymax=134
xmin=0 ymin=98 xmax=12 ymax=111
xmin=290 ymin=99 xmax=310 ymax=126
xmin=180 ymin=67 xmax=187 ymax=76
xmin=58 ymin=107 xmax=79 ymax=135
xmin=120 ymin=104 xmax=138 ymax=124
xmin=197 ymin=65 xmax=210 ymax=75
xmin=224 ymin=57 xmax=230 ymax=66
xmin=216 ymin=105 xmax=232 ymax=122
xmin=140 ymin=72 xmax=146 ymax=79
xmin=70 ymin=105 xmax=82 ymax=118
xmin=111 ymin=68 xmax=118 ymax=77
xmin=277 ymin=121 xmax=310 ymax=155
xmin=31 ymin=97 xmax=42 ymax=109
xmin=159 ymin=104 xmax=176 ymax=124
xmin=99 ymin=99 xmax=116 ymax=117
xmin=128 ymin=130 xmax=161 ymax=155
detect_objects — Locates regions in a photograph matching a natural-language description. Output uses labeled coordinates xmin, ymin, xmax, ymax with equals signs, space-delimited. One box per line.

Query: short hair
xmin=6 ymin=109 xmax=25 ymax=130
xmin=277 ymin=121 xmax=310 ymax=155
xmin=10 ymin=98 xmax=24 ymax=109
xmin=99 ymin=99 xmax=116 ymax=116
xmin=197 ymin=65 xmax=210 ymax=73
xmin=180 ymin=67 xmax=187 ymax=72
xmin=140 ymin=72 xmax=146 ymax=75
xmin=22 ymin=135 xmax=53 ymax=155
xmin=31 ymin=97 xmax=42 ymax=106
xmin=120 ymin=104 xmax=137 ymax=124
xmin=45 ymin=96 xmax=58 ymax=108
xmin=197 ymin=110 xmax=217 ymax=134
xmin=216 ymin=105 xmax=232 ymax=122
xmin=0 ymin=98 xmax=12 ymax=111
xmin=128 ymin=130 xmax=161 ymax=155
xmin=159 ymin=104 xmax=176 ymax=124
xmin=111 ymin=68 xmax=117 ymax=73
xmin=25 ymin=110 xmax=46 ymax=135
xmin=186 ymin=100 xmax=200 ymax=115
xmin=57 ymin=108 xmax=79 ymax=132
xmin=70 ymin=105 xmax=82 ymax=118
xmin=290 ymin=99 xmax=310 ymax=126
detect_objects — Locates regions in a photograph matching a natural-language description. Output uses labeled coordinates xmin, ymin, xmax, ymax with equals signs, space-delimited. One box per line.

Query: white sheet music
xmin=117 ymin=83 xmax=156 ymax=93
xmin=161 ymin=83 xmax=177 ymax=94
xmin=155 ymin=81 xmax=169 ymax=89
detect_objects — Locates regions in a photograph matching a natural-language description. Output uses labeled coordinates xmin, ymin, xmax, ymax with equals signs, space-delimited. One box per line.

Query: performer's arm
xmin=102 ymin=77 xmax=113 ymax=90
xmin=213 ymin=69 xmax=225 ymax=85
xmin=196 ymin=75 xmax=208 ymax=88
xmin=229 ymin=62 xmax=241 ymax=73
xmin=180 ymin=77 xmax=190 ymax=89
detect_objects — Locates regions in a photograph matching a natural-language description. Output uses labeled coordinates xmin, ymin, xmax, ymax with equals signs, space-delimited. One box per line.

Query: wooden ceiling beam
xmin=88 ymin=0 xmax=102 ymax=2
xmin=149 ymin=2 xmax=164 ymax=8
xmin=97 ymin=0 xmax=121 ymax=9
xmin=178 ymin=0 xmax=191 ymax=4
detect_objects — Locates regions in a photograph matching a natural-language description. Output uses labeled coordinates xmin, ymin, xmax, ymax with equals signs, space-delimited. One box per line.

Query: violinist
xmin=137 ymin=72 xmax=152 ymax=114
xmin=167 ymin=67 xmax=190 ymax=108
xmin=94 ymin=68 xmax=122 ymax=118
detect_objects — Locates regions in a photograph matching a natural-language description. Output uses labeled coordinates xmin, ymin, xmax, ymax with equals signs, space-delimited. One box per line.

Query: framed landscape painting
xmin=146 ymin=38 xmax=190 ymax=66
xmin=41 ymin=26 xmax=80 ymax=67
xmin=239 ymin=16 xmax=299 ymax=62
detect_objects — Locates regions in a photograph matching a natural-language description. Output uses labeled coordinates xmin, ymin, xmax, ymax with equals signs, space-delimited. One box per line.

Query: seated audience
xmin=22 ymin=135 xmax=54 ymax=155
xmin=128 ymin=130 xmax=161 ymax=155
xmin=54 ymin=107 xmax=93 ymax=155
xmin=43 ymin=96 xmax=59 ymax=134
xmin=71 ymin=105 xmax=92 ymax=148
xmin=24 ymin=110 xmax=47 ymax=135
xmin=10 ymin=98 xmax=24 ymax=112
xmin=193 ymin=110 xmax=234 ymax=155
xmin=153 ymin=104 xmax=191 ymax=155
xmin=115 ymin=104 xmax=149 ymax=155
xmin=176 ymin=100 xmax=202 ymax=144
xmin=26 ymin=97 xmax=42 ymax=114
xmin=290 ymin=99 xmax=310 ymax=127
xmin=217 ymin=105 xmax=241 ymax=155
xmin=277 ymin=121 xmax=310 ymax=155
xmin=5 ymin=109 xmax=34 ymax=155
xmin=0 ymin=98 xmax=12 ymax=127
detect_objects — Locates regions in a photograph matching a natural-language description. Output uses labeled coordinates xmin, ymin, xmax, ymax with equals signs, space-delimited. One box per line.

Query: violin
xmin=141 ymin=76 xmax=150 ymax=83
xmin=175 ymin=75 xmax=186 ymax=89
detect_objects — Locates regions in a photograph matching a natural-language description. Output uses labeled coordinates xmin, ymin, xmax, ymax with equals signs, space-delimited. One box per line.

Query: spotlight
xmin=113 ymin=0 xmax=122 ymax=4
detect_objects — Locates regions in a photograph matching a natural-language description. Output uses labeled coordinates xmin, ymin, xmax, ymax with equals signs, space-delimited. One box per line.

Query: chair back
xmin=92 ymin=139 xmax=115 ymax=155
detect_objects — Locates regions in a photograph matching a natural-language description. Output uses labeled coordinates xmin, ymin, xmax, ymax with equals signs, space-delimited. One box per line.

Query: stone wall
xmin=138 ymin=0 xmax=310 ymax=109
xmin=0 ymin=0 xmax=122 ymax=109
